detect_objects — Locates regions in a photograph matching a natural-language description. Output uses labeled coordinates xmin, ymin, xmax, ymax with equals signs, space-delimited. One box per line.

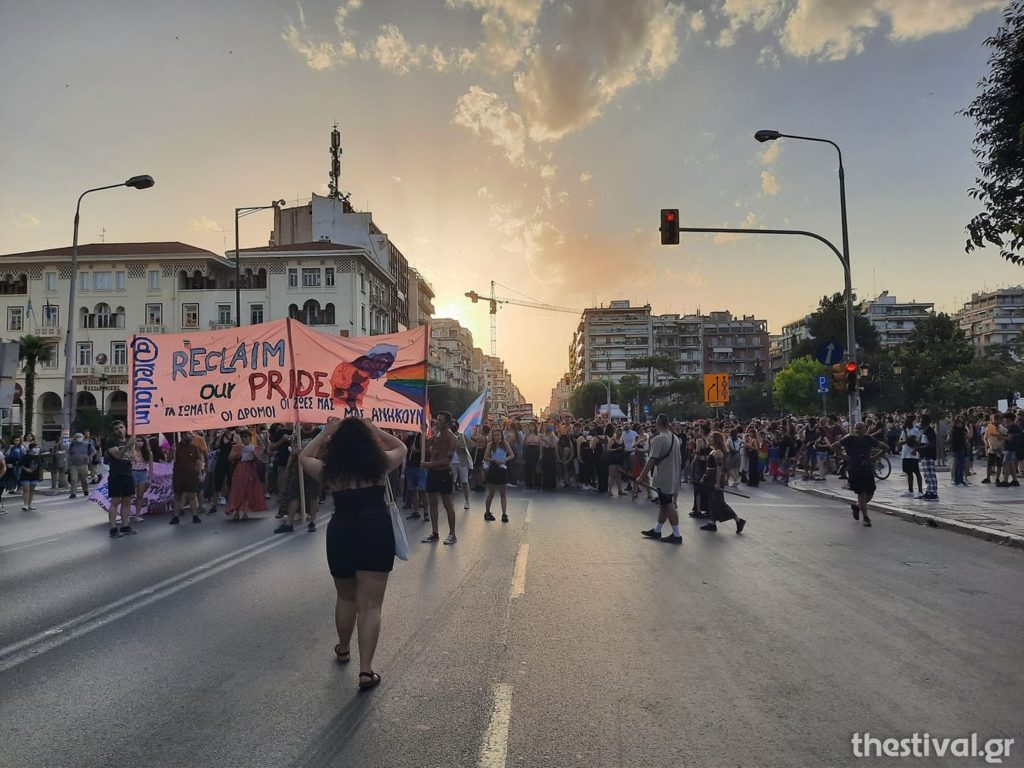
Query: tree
xmin=570 ymin=381 xmax=618 ymax=418
xmin=729 ymin=383 xmax=773 ymax=420
xmin=895 ymin=314 xmax=975 ymax=409
xmin=651 ymin=378 xmax=711 ymax=421
xmin=18 ymin=335 xmax=53 ymax=437
xmin=426 ymin=382 xmax=479 ymax=422
xmin=773 ymin=357 xmax=828 ymax=415
xmin=617 ymin=373 xmax=641 ymax=412
xmin=960 ymin=1 xmax=1024 ymax=265
xmin=792 ymin=292 xmax=880 ymax=359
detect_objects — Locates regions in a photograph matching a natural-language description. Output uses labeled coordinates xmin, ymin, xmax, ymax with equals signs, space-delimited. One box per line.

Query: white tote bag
xmin=385 ymin=478 xmax=410 ymax=561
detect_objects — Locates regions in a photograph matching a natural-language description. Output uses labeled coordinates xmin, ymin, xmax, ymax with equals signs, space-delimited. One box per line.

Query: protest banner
xmin=128 ymin=320 xmax=429 ymax=433
xmin=89 ymin=462 xmax=175 ymax=516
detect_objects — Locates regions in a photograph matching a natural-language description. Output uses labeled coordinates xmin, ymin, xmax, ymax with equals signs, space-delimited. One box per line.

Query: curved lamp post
xmin=62 ymin=175 xmax=154 ymax=443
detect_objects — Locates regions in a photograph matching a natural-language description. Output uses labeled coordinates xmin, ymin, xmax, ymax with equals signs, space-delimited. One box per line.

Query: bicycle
xmin=873 ymin=454 xmax=891 ymax=480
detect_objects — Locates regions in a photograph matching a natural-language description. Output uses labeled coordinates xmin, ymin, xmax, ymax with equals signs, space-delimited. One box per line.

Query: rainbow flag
xmin=457 ymin=388 xmax=489 ymax=436
xmin=383 ymin=361 xmax=428 ymax=406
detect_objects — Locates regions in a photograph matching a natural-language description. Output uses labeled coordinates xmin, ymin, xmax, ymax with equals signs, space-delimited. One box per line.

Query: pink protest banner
xmin=129 ymin=320 xmax=428 ymax=433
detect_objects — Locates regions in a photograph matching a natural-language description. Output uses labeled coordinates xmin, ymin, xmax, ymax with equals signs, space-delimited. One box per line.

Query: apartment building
xmin=955 ymin=285 xmax=1024 ymax=350
xmin=570 ymin=300 xmax=653 ymax=386
xmin=701 ymin=311 xmax=769 ymax=387
xmin=860 ymin=291 xmax=934 ymax=347
xmin=429 ymin=318 xmax=482 ymax=391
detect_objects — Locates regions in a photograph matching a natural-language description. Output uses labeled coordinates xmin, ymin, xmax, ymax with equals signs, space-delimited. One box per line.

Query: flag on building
xmin=457 ymin=388 xmax=488 ymax=436
xmin=26 ymin=299 xmax=34 ymax=320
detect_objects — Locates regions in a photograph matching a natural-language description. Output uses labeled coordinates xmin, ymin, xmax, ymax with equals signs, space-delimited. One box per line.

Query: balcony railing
xmin=72 ymin=365 xmax=95 ymax=376
xmin=37 ymin=326 xmax=62 ymax=338
xmin=139 ymin=324 xmax=165 ymax=334
xmin=209 ymin=321 xmax=234 ymax=330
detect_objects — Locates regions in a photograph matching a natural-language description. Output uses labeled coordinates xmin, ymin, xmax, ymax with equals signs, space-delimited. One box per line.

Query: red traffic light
xmin=666 ymin=211 xmax=676 ymax=222
xmin=660 ymin=208 xmax=680 ymax=245
xmin=845 ymin=361 xmax=858 ymax=373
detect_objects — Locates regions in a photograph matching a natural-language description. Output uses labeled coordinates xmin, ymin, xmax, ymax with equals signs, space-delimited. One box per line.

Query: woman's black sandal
xmin=358 ymin=671 xmax=381 ymax=691
xmin=334 ymin=645 xmax=350 ymax=663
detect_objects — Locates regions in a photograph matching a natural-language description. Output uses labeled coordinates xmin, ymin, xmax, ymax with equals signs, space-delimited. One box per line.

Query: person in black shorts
xmin=421 ymin=411 xmax=459 ymax=545
xmin=832 ymin=422 xmax=888 ymax=528
xmin=483 ymin=427 xmax=515 ymax=522
xmin=299 ymin=417 xmax=407 ymax=692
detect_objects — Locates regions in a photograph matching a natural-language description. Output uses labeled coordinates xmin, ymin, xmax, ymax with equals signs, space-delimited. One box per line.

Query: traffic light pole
xmin=674 ymin=225 xmax=858 ymax=425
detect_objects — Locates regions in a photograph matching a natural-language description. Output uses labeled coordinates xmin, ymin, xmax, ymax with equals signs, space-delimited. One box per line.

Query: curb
xmin=790 ymin=484 xmax=1024 ymax=550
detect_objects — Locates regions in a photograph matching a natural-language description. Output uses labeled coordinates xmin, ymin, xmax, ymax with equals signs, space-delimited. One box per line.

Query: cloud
xmin=448 ymin=0 xmax=545 ymax=74
xmin=430 ymin=45 xmax=451 ymax=72
xmin=760 ymin=141 xmax=781 ymax=165
xmin=12 ymin=213 xmax=39 ymax=228
xmin=579 ymin=171 xmax=592 ymax=184
xmin=282 ymin=2 xmax=358 ymax=71
xmin=757 ymin=44 xmax=781 ymax=69
xmin=539 ymin=164 xmax=556 ymax=179
xmin=715 ymin=0 xmax=1002 ymax=61
xmin=760 ymin=170 xmax=780 ymax=197
xmin=391 ymin=175 xmax=403 ymax=183
xmin=370 ymin=24 xmax=425 ymax=74
xmin=478 ymin=186 xmax=494 ymax=198
xmin=689 ymin=10 xmax=706 ymax=32
xmin=452 ymin=85 xmax=527 ymax=165
xmin=188 ymin=216 xmax=222 ymax=232
xmin=513 ymin=0 xmax=686 ymax=142
xmin=712 ymin=211 xmax=759 ymax=244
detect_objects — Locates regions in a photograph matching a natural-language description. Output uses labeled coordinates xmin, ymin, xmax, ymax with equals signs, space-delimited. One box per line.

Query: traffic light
xmin=831 ymin=363 xmax=847 ymax=393
xmin=660 ymin=209 xmax=679 ymax=245
xmin=845 ymin=361 xmax=859 ymax=392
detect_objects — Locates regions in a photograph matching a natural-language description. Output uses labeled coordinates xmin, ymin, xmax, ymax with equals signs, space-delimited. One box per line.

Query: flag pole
xmin=284 ymin=318 xmax=306 ymax=524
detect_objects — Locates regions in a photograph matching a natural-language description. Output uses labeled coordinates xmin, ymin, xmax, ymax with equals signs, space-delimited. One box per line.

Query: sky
xmin=0 ymin=0 xmax=1016 ymax=406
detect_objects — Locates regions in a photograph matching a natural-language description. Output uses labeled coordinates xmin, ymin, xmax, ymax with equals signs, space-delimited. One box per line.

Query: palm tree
xmin=17 ymin=335 xmax=53 ymax=437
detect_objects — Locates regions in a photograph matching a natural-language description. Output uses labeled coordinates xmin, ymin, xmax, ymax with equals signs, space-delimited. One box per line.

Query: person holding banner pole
xmin=298 ymin=417 xmax=407 ymax=692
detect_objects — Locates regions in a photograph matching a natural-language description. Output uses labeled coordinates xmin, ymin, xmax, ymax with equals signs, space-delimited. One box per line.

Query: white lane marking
xmin=0 ymin=537 xmax=61 ymax=553
xmin=0 ymin=533 xmax=292 ymax=674
xmin=509 ymin=543 xmax=529 ymax=600
xmin=478 ymin=682 xmax=513 ymax=768
xmin=524 ymin=502 xmax=532 ymax=525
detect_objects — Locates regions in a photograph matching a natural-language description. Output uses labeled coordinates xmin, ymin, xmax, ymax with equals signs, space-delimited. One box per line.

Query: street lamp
xmin=235 ymin=201 xmax=286 ymax=328
xmin=98 ymin=374 xmax=108 ymax=416
xmin=62 ymin=175 xmax=154 ymax=444
xmin=754 ymin=129 xmax=858 ymax=423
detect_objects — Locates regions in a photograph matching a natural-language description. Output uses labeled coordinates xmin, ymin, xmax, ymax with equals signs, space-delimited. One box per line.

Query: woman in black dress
xmin=700 ymin=431 xmax=746 ymax=534
xmin=299 ymin=417 xmax=407 ymax=692
xmin=540 ymin=425 xmax=558 ymax=491
xmin=483 ymin=428 xmax=515 ymax=522
xmin=832 ymin=422 xmax=887 ymax=527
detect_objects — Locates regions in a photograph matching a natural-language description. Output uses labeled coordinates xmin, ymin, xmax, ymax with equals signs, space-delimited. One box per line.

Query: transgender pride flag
xmin=457 ymin=388 xmax=489 ymax=436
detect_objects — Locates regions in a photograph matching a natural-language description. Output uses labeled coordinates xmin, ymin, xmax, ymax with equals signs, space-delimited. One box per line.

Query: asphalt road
xmin=1 ymin=483 xmax=1022 ymax=768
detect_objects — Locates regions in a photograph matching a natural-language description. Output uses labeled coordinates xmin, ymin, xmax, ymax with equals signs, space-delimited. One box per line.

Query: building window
xmin=42 ymin=347 xmax=59 ymax=368
xmin=93 ymin=272 xmax=113 ymax=291
xmin=45 ymin=272 xmax=57 ymax=291
xmin=250 ymin=304 xmax=264 ymax=325
xmin=325 ymin=268 xmax=335 ymax=287
xmin=95 ymin=303 xmax=113 ymax=328
xmin=115 ymin=271 xmax=126 ymax=290
xmin=302 ymin=268 xmax=321 ymax=287
xmin=80 ymin=272 xmax=90 ymax=290
xmin=8 ymin=307 xmax=23 ymax=331
xmin=360 ymin=272 xmax=366 ymax=294
xmin=42 ymin=304 xmax=58 ymax=327
xmin=111 ymin=341 xmax=127 ymax=366
xmin=148 ymin=270 xmax=160 ymax=290
xmin=145 ymin=303 xmax=162 ymax=325
xmin=182 ymin=303 xmax=199 ymax=329
xmin=217 ymin=304 xmax=232 ymax=325
xmin=361 ymin=305 xmax=366 ymax=331
xmin=76 ymin=342 xmax=93 ymax=366
xmin=288 ymin=268 xmax=298 ymax=288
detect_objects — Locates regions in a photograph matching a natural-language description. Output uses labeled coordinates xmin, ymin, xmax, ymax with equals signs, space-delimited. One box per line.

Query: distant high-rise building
xmin=955 ymin=285 xmax=1024 ymax=350
xmin=860 ymin=291 xmax=935 ymax=348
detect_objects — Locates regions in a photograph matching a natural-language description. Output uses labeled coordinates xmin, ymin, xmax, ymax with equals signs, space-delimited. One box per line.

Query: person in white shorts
xmin=451 ymin=419 xmax=472 ymax=510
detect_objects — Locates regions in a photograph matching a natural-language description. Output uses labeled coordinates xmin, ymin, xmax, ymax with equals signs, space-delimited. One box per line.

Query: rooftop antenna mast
xmin=328 ymin=123 xmax=353 ymax=212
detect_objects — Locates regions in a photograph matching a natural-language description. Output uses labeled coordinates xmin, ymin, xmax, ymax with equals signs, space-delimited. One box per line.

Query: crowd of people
xmin=2 ymin=404 xmax=1019 ymax=690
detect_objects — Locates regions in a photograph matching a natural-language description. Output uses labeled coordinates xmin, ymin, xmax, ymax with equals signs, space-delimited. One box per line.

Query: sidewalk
xmin=789 ymin=470 xmax=1024 ymax=549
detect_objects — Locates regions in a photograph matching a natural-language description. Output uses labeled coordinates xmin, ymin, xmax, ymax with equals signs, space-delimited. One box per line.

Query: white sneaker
xmin=464 ymin=503 xmax=470 ymax=510
xmin=443 ymin=534 xmax=457 ymax=545
xmin=913 ymin=492 xmax=924 ymax=498
xmin=218 ymin=496 xmax=227 ymax=505
xmin=899 ymin=491 xmax=914 ymax=497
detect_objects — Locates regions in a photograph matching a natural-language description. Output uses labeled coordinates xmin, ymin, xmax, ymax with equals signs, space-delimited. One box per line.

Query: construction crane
xmin=465 ymin=281 xmax=580 ymax=355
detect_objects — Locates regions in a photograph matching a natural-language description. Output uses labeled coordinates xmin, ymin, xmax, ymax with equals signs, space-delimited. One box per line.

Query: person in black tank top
xmin=299 ymin=417 xmax=408 ymax=692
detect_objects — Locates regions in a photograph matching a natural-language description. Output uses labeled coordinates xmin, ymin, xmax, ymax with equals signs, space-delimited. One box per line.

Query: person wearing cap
xmin=67 ymin=432 xmax=94 ymax=500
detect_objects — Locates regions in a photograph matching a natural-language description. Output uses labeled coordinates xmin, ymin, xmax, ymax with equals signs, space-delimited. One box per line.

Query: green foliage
xmin=651 ymin=378 xmax=711 ymax=421
xmin=792 ymin=292 xmax=880 ymax=359
xmin=894 ymin=314 xmax=976 ymax=410
xmin=426 ymin=383 xmax=480 ymax=422
xmin=627 ymin=354 xmax=679 ymax=379
xmin=728 ymin=383 xmax=774 ymax=420
xmin=774 ymin=357 xmax=828 ymax=415
xmin=617 ymin=373 xmax=641 ymax=410
xmin=17 ymin=335 xmax=54 ymax=438
xmin=959 ymin=1 xmax=1024 ymax=265
xmin=570 ymin=381 xmax=618 ymax=418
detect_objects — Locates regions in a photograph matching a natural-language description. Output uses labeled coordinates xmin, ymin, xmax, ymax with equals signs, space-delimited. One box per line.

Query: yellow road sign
xmin=704 ymin=373 xmax=730 ymax=405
